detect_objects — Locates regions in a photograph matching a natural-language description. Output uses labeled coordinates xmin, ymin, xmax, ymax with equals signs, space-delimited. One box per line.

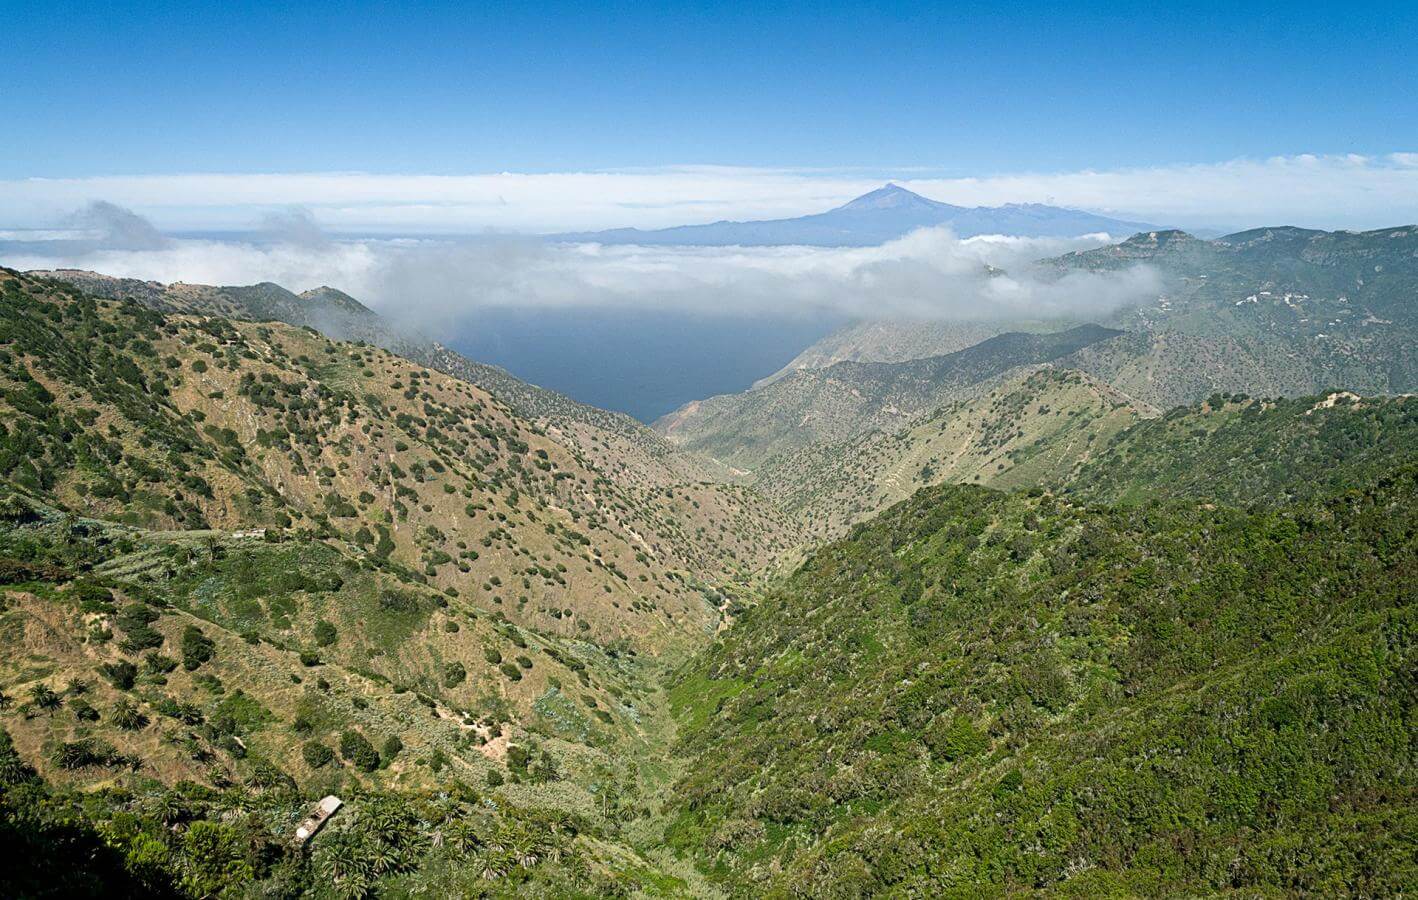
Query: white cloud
xmin=0 ymin=153 xmax=1415 ymax=233
xmin=906 ymin=153 xmax=1418 ymax=230
xmin=4 ymin=212 xmax=1157 ymax=325
xmin=68 ymin=200 xmax=172 ymax=250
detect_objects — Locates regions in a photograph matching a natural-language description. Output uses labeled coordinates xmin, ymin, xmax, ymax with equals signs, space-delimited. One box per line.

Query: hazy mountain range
xmin=553 ymin=183 xmax=1158 ymax=245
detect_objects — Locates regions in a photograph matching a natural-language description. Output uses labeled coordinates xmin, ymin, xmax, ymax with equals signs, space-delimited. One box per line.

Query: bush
xmin=181 ymin=626 xmax=216 ymax=670
xmin=338 ymin=730 xmax=379 ymax=771
xmin=381 ymin=735 xmax=403 ymax=766
xmin=924 ymin=714 xmax=989 ymax=762
xmin=116 ymin=603 xmax=163 ymax=652
xmin=99 ymin=660 xmax=138 ymax=690
xmin=313 ymin=619 xmax=337 ymax=647
xmin=302 ymin=741 xmax=334 ymax=768
xmin=442 ymin=661 xmax=466 ymax=688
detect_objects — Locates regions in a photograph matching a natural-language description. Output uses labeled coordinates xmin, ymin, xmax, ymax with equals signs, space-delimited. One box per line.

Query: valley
xmin=8 ymin=5 xmax=1416 ymax=896
xmin=1 ymin=223 xmax=1415 ymax=898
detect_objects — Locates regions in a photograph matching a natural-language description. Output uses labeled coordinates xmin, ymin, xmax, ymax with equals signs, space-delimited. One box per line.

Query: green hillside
xmin=1062 ymin=390 xmax=1418 ymax=508
xmin=665 ymin=470 xmax=1416 ymax=896
xmin=1054 ymin=225 xmax=1418 ymax=409
xmin=758 ymin=368 xmax=1151 ymax=539
xmin=35 ymin=269 xmax=735 ymax=491
xmin=656 ymin=325 xmax=1121 ymax=471
xmin=0 ymin=268 xmax=791 ymax=896
xmin=1 ymin=261 xmax=1413 ymax=898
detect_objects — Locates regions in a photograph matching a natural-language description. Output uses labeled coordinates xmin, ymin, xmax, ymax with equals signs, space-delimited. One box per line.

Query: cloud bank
xmin=0 ymin=153 xmax=1415 ymax=233
xmin=2 ymin=205 xmax=1159 ymax=325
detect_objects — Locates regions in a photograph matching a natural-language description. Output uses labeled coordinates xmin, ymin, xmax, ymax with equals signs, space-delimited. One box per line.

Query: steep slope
xmin=0 ymin=268 xmax=787 ymax=895
xmin=0 ymin=270 xmax=790 ymax=653
xmin=665 ymin=468 xmax=1417 ymax=896
xmin=1062 ymin=390 xmax=1418 ymax=508
xmin=1051 ymin=225 xmax=1418 ymax=408
xmin=555 ymin=184 xmax=1154 ymax=246
xmin=2 ymin=264 xmax=1414 ymax=897
xmin=756 ymin=379 xmax=1418 ymax=545
xmin=34 ymin=269 xmax=735 ymax=491
xmin=751 ymin=319 xmax=1021 ymax=387
xmin=0 ymin=508 xmax=703 ymax=899
xmin=655 ymin=325 xmax=1121 ymax=470
xmin=762 ymin=223 xmax=1418 ymax=399
xmin=758 ymin=368 xmax=1152 ymax=539
xmin=657 ymin=223 xmax=1417 ymax=478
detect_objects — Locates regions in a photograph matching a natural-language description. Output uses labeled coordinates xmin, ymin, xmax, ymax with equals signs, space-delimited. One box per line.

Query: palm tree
xmin=215 ymin=786 xmax=252 ymax=822
xmin=444 ymin=818 xmax=483 ymax=854
xmin=111 ymin=699 xmax=147 ymax=731
xmin=471 ymin=847 xmax=513 ymax=880
xmin=30 ymin=684 xmax=62 ymax=716
xmin=144 ymin=791 xmax=186 ymax=826
xmin=316 ymin=832 xmax=374 ymax=897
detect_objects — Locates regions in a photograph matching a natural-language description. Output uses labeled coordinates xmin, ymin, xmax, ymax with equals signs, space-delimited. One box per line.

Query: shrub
xmin=339 ymin=730 xmax=379 ymax=771
xmin=313 ymin=620 xmax=337 ymax=647
xmin=181 ymin=626 xmax=216 ymax=670
xmin=116 ymin=603 xmax=163 ymax=652
xmin=381 ymin=735 xmax=403 ymax=766
xmin=302 ymin=741 xmax=334 ymax=768
xmin=924 ymin=714 xmax=989 ymax=762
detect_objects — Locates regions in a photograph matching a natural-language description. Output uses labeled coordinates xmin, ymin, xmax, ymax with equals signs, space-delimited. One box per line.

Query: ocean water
xmin=446 ymin=307 xmax=841 ymax=422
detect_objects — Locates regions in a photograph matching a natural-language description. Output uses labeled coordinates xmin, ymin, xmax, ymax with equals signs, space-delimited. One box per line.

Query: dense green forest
xmin=665 ymin=470 xmax=1415 ymax=896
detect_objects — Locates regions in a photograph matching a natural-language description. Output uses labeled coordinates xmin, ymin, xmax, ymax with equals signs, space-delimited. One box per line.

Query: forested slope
xmin=666 ymin=469 xmax=1416 ymax=896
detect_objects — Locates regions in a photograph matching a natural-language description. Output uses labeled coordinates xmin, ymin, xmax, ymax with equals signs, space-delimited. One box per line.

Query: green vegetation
xmin=663 ymin=468 xmax=1416 ymax=896
xmin=658 ymin=325 xmax=1123 ymax=469
xmin=0 ymin=724 xmax=688 ymax=897
xmin=3 ymin=262 xmax=1415 ymax=897
xmin=1062 ymin=391 xmax=1418 ymax=508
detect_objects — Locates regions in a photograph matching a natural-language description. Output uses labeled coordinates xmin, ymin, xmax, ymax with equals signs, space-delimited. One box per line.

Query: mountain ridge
xmin=653 ymin=324 xmax=1124 ymax=469
xmin=30 ymin=268 xmax=743 ymax=492
xmin=655 ymin=222 xmax=1418 ymax=477
xmin=552 ymin=184 xmax=1157 ymax=246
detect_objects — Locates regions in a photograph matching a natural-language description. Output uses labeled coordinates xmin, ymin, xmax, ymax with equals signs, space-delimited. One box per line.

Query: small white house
xmin=293 ymin=795 xmax=342 ymax=845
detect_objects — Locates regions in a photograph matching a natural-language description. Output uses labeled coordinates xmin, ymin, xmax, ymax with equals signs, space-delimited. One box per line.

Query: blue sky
xmin=4 ymin=0 xmax=1416 ymax=178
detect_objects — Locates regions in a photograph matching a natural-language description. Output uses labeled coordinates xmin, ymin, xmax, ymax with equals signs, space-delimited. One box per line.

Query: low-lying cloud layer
xmin=2 ymin=206 xmax=1160 ymax=325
